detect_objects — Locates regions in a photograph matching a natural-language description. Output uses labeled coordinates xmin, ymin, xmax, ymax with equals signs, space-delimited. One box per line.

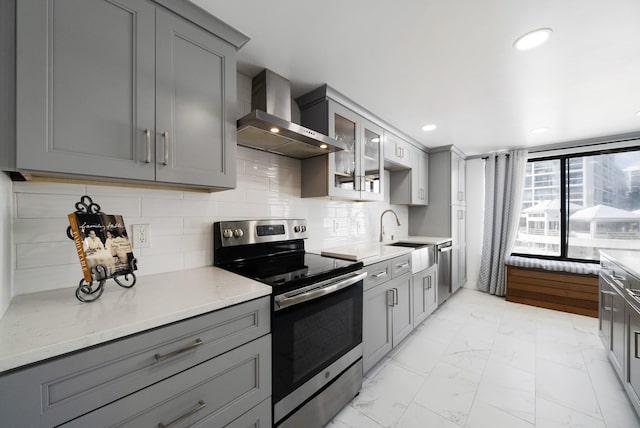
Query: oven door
xmin=272 ymin=271 xmax=365 ymax=422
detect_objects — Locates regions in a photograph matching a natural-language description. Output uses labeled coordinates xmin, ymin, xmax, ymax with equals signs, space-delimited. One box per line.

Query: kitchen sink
xmin=386 ymin=241 xmax=428 ymax=248
xmin=385 ymin=242 xmax=435 ymax=273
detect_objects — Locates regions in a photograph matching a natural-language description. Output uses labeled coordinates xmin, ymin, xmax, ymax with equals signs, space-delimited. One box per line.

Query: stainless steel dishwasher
xmin=436 ymin=241 xmax=453 ymax=305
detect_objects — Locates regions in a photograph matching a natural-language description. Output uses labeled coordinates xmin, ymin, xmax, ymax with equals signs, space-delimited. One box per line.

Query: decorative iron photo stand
xmin=66 ymin=195 xmax=138 ymax=302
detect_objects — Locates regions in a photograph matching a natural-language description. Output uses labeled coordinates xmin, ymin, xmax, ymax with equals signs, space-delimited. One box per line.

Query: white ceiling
xmin=193 ymin=0 xmax=640 ymax=156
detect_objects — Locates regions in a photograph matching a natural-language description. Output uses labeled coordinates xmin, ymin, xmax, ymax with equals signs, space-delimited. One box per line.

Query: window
xmin=512 ymin=146 xmax=640 ymax=261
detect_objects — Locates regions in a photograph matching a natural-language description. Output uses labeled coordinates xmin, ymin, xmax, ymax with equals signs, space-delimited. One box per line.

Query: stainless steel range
xmin=213 ymin=219 xmax=366 ymax=427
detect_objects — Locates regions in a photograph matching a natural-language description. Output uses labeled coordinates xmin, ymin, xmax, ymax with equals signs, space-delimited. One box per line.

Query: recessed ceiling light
xmin=514 ymin=28 xmax=552 ymax=51
xmin=270 ymin=127 xmax=280 ymax=133
xmin=531 ymin=127 xmax=549 ymax=134
xmin=636 ymin=111 xmax=640 ymax=116
xmin=319 ymin=144 xmax=328 ymax=149
xmin=421 ymin=124 xmax=437 ymax=132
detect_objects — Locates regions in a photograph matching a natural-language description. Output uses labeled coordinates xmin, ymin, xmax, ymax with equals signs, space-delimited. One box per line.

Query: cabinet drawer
xmin=0 ymin=297 xmax=270 ymax=427
xmin=363 ymin=261 xmax=392 ymax=291
xmin=63 ymin=335 xmax=271 ymax=428
xmin=391 ymin=254 xmax=412 ymax=277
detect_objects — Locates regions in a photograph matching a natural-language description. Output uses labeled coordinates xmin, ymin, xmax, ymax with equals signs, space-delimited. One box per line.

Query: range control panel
xmin=215 ymin=219 xmax=308 ymax=247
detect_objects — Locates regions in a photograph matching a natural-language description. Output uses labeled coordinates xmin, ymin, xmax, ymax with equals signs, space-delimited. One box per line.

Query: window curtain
xmin=477 ymin=149 xmax=528 ymax=296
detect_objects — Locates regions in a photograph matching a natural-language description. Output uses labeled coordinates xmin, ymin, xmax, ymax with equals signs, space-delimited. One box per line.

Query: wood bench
xmin=505 ymin=257 xmax=600 ymax=318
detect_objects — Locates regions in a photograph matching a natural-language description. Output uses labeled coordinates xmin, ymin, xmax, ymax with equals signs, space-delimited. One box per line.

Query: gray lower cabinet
xmin=362 ymin=254 xmax=413 ymax=373
xmin=413 ymin=264 xmax=438 ymax=326
xmin=600 ymin=272 xmax=625 ymax=379
xmin=63 ymin=335 xmax=271 ymax=427
xmin=0 ymin=296 xmax=271 ymax=427
xmin=626 ymin=302 xmax=640 ymax=416
xmin=11 ymin=0 xmax=243 ymax=189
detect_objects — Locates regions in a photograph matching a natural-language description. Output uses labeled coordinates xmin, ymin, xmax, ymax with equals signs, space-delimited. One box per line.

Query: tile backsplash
xmin=11 ymin=146 xmax=408 ymax=295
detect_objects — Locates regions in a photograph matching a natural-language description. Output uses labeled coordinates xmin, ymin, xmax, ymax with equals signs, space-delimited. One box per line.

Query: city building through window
xmin=512 ymin=146 xmax=640 ymax=261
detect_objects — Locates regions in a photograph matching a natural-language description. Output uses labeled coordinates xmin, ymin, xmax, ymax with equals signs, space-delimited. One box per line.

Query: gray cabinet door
xmin=363 ymin=282 xmax=393 ymax=373
xmin=626 ymin=304 xmax=640 ymax=415
xmin=612 ymin=287 xmax=626 ymax=379
xmin=412 ymin=265 xmax=437 ymax=327
xmin=155 ymin=9 xmax=236 ymax=187
xmin=16 ymin=0 xmax=156 ymax=180
xmin=600 ymin=277 xmax=613 ymax=348
xmin=391 ymin=273 xmax=413 ymax=346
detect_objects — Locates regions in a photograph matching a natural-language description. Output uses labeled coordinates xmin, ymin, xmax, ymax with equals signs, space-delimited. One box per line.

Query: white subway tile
xmin=183 ymin=217 xmax=216 ymax=235
xmin=86 ymin=185 xmax=181 ymax=200
xmin=13 ymin=218 xmax=71 ymax=244
xmin=128 ymin=217 xmax=183 ymax=237
xmin=88 ymin=195 xmax=141 ymax=217
xmin=16 ymin=242 xmax=78 ymax=269
xmin=13 ymin=265 xmax=81 ymax=295
xmin=135 ymin=253 xmax=184 ymax=276
xmin=141 ymin=198 xmax=185 ymax=217
xmin=183 ymin=249 xmax=212 ymax=269
xmin=13 ymin=182 xmax=87 ymax=195
xmin=16 ymin=193 xmax=86 ymax=219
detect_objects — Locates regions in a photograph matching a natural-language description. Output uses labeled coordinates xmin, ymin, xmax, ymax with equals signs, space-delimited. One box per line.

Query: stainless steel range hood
xmin=236 ymin=69 xmax=345 ymax=159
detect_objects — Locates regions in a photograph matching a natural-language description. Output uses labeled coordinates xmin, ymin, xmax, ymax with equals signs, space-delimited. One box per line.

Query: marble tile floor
xmin=327 ymin=287 xmax=640 ymax=428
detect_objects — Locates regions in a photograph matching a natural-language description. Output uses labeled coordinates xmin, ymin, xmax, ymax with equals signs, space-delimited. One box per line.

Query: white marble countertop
xmin=0 ymin=267 xmax=271 ymax=373
xmin=317 ymin=235 xmax=452 ymax=266
xmin=600 ymin=249 xmax=640 ymax=278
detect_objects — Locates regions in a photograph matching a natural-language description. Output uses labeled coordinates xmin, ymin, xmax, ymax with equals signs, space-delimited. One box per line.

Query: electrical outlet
xmin=132 ymin=224 xmax=151 ymax=248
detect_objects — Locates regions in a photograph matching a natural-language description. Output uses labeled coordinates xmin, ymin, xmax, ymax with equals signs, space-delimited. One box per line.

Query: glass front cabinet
xmin=297 ymin=87 xmax=384 ymax=201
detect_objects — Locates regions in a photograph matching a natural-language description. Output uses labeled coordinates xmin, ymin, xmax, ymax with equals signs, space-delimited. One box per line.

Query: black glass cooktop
xmin=219 ymin=251 xmax=363 ymax=293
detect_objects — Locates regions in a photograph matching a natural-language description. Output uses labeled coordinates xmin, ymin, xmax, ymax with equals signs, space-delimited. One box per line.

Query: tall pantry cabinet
xmin=409 ymin=146 xmax=467 ymax=292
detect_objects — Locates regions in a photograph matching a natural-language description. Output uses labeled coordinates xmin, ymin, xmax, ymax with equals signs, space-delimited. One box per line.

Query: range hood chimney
xmin=236 ymin=69 xmax=345 ymax=159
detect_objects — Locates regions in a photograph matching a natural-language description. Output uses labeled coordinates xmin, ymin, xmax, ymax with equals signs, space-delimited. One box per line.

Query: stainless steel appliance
xmin=236 ymin=69 xmax=346 ymax=159
xmin=436 ymin=241 xmax=453 ymax=305
xmin=213 ymin=219 xmax=366 ymax=428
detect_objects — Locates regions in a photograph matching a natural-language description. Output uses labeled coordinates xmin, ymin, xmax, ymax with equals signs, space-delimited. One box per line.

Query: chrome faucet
xmin=379 ymin=209 xmax=401 ymax=242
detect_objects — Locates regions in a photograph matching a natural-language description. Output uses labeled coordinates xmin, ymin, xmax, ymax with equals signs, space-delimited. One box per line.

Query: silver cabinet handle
xmin=154 ymin=338 xmax=203 ymax=363
xmin=387 ymin=289 xmax=395 ymax=307
xmin=372 ymin=271 xmax=388 ymax=279
xmin=393 ymin=288 xmax=399 ymax=305
xmin=635 ymin=332 xmax=640 ymax=359
xmin=162 ymin=131 xmax=170 ymax=165
xmin=396 ymin=262 xmax=410 ymax=270
xmin=158 ymin=400 xmax=206 ymax=428
xmin=144 ymin=129 xmax=151 ymax=163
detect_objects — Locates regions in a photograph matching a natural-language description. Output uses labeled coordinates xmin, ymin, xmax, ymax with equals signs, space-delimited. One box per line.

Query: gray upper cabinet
xmin=384 ymin=131 xmax=412 ymax=169
xmin=12 ymin=0 xmax=245 ymax=190
xmin=297 ymin=86 xmax=384 ymax=201
xmin=390 ymin=144 xmax=428 ymax=206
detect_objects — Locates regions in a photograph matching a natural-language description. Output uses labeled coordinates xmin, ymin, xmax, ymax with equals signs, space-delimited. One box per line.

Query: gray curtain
xmin=477 ymin=149 xmax=528 ymax=296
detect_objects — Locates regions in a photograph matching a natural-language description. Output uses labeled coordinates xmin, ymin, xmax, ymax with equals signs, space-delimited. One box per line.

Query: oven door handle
xmin=274 ymin=271 xmax=367 ymax=311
